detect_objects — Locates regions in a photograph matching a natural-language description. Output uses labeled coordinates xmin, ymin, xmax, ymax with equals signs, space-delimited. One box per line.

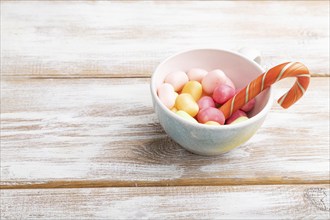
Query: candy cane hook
xmin=220 ymin=62 xmax=310 ymax=119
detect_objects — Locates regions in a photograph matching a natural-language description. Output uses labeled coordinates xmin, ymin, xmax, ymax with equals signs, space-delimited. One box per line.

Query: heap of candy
xmin=157 ymin=68 xmax=255 ymax=125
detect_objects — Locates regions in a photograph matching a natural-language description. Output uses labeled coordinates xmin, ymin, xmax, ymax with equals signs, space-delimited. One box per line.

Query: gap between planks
xmin=1 ymin=179 xmax=329 ymax=190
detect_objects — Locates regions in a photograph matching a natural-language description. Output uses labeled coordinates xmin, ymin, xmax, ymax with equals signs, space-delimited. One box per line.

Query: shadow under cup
xmin=151 ymin=49 xmax=273 ymax=155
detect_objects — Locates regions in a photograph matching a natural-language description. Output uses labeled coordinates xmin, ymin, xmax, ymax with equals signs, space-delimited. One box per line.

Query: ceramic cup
xmin=150 ymin=48 xmax=273 ymax=156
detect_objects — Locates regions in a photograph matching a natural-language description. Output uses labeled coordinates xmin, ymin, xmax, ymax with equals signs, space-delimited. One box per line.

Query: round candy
xmin=225 ymin=110 xmax=247 ymax=124
xmin=197 ymin=96 xmax=215 ymax=110
xmin=175 ymin=93 xmax=199 ymax=117
xmin=181 ymin=81 xmax=202 ymax=101
xmin=201 ymin=69 xmax=228 ymax=94
xmin=231 ymin=116 xmax=249 ymax=124
xmin=187 ymin=68 xmax=208 ymax=82
xmin=204 ymin=121 xmax=221 ymax=126
xmin=213 ymin=84 xmax=235 ymax=104
xmin=176 ymin=110 xmax=198 ymax=123
xmin=157 ymin=83 xmax=177 ymax=109
xmin=197 ymin=107 xmax=225 ymax=125
xmin=164 ymin=71 xmax=189 ymax=92
xmin=200 ymin=69 xmax=236 ymax=92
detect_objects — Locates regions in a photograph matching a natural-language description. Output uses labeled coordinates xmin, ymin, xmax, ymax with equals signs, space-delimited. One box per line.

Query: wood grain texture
xmin=1 ymin=1 xmax=329 ymax=218
xmin=1 ymin=1 xmax=329 ymax=78
xmin=1 ymin=185 xmax=329 ymax=219
xmin=1 ymin=77 xmax=329 ymax=188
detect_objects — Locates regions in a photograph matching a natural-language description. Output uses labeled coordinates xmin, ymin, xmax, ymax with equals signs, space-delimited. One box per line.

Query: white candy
xmin=164 ymin=71 xmax=189 ymax=92
xmin=157 ymin=83 xmax=178 ymax=109
xmin=201 ymin=69 xmax=228 ymax=94
xmin=187 ymin=68 xmax=208 ymax=82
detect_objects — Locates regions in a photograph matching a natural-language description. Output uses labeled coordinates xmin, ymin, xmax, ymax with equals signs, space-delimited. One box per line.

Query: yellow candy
xmin=171 ymin=107 xmax=178 ymax=113
xmin=175 ymin=93 xmax=199 ymax=117
xmin=181 ymin=81 xmax=203 ymax=101
xmin=204 ymin=121 xmax=221 ymax=126
xmin=231 ymin=116 xmax=249 ymax=124
xmin=176 ymin=110 xmax=198 ymax=123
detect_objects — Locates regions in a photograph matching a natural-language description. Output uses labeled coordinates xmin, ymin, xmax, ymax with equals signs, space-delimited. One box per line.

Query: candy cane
xmin=220 ymin=62 xmax=310 ymax=119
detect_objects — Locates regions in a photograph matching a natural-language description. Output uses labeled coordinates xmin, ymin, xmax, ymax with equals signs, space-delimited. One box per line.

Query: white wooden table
xmin=1 ymin=1 xmax=329 ymax=219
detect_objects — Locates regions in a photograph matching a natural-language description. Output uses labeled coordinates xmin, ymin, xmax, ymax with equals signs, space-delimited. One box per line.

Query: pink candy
xmin=212 ymin=84 xmax=235 ymax=105
xmin=197 ymin=107 xmax=225 ymax=125
xmin=197 ymin=96 xmax=215 ymax=110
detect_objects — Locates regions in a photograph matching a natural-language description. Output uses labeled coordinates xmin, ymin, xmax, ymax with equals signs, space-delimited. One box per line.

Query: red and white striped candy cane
xmin=220 ymin=62 xmax=310 ymax=119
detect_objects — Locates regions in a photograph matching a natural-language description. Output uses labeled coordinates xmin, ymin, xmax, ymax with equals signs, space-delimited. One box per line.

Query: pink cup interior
xmin=152 ymin=49 xmax=271 ymax=119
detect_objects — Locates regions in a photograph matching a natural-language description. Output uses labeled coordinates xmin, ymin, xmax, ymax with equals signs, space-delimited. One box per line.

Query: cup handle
xmin=238 ymin=47 xmax=261 ymax=65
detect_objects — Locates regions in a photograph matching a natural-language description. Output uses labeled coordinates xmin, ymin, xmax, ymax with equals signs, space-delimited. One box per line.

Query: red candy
xmin=212 ymin=84 xmax=235 ymax=105
xmin=197 ymin=107 xmax=225 ymax=125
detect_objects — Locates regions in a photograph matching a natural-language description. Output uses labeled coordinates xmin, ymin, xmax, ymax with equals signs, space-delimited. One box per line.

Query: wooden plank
xmin=1 ymin=185 xmax=329 ymax=219
xmin=1 ymin=77 xmax=329 ymax=188
xmin=1 ymin=1 xmax=328 ymax=78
